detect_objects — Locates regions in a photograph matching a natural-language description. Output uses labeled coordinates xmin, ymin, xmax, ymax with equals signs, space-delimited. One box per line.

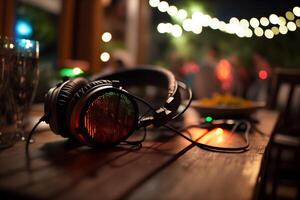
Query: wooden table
xmin=0 ymin=105 xmax=278 ymax=200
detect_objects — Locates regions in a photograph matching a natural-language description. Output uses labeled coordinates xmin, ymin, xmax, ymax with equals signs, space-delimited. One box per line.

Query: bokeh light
xmin=192 ymin=25 xmax=203 ymax=34
xmin=287 ymin=21 xmax=297 ymax=31
xmin=167 ymin=5 xmax=178 ymax=16
xmin=286 ymin=11 xmax=295 ymax=21
xmin=101 ymin=32 xmax=112 ymax=42
xmin=182 ymin=19 xmax=193 ymax=31
xmin=177 ymin=9 xmax=188 ymax=20
xmin=15 ymin=20 xmax=33 ymax=38
xmin=250 ymin=18 xmax=259 ymax=28
xmin=158 ymin=1 xmax=169 ymax=12
xmin=264 ymin=29 xmax=274 ymax=39
xmin=296 ymin=19 xmax=300 ymax=28
xmin=278 ymin=16 xmax=287 ymax=26
xmin=210 ymin=18 xmax=220 ymax=30
xmin=229 ymin=17 xmax=239 ymax=25
xmin=279 ymin=25 xmax=288 ymax=34
xmin=269 ymin=14 xmax=279 ymax=24
xmin=254 ymin=27 xmax=264 ymax=37
xmin=293 ymin=6 xmax=300 ymax=17
xmin=260 ymin=17 xmax=269 ymax=26
xmin=259 ymin=70 xmax=268 ymax=80
xmin=149 ymin=0 xmax=160 ymax=8
xmin=271 ymin=26 xmax=280 ymax=35
xmin=100 ymin=52 xmax=110 ymax=62
xmin=171 ymin=24 xmax=183 ymax=37
xmin=240 ymin=19 xmax=249 ymax=28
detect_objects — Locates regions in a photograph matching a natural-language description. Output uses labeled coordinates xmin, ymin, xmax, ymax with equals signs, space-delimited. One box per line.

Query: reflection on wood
xmin=0 ymin=107 xmax=278 ymax=200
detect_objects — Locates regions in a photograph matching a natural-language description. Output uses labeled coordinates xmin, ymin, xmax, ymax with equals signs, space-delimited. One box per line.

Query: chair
xmin=268 ymin=68 xmax=300 ymax=132
xmin=258 ymin=68 xmax=300 ymax=200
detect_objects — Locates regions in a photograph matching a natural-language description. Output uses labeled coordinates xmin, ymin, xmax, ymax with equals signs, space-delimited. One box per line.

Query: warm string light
xmin=149 ymin=0 xmax=300 ymax=39
xmin=100 ymin=32 xmax=112 ymax=62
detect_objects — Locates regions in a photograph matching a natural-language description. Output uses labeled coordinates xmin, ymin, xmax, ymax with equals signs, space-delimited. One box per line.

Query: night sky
xmin=210 ymin=0 xmax=299 ymax=21
xmin=168 ymin=0 xmax=300 ymax=21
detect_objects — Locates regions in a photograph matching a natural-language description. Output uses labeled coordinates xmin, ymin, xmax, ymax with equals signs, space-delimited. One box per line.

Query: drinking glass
xmin=0 ymin=36 xmax=18 ymax=148
xmin=11 ymin=39 xmax=39 ymax=141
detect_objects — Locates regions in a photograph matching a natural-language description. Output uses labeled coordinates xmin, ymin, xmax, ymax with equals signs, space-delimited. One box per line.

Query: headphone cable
xmin=25 ymin=114 xmax=47 ymax=154
xmin=163 ymin=121 xmax=250 ymax=153
xmin=130 ymin=91 xmax=250 ymax=153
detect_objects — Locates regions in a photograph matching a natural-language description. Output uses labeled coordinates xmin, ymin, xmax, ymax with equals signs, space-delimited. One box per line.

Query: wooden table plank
xmin=0 ymin=109 xmax=207 ymax=200
xmin=0 ymin=106 xmax=278 ymax=200
xmin=126 ymin=110 xmax=278 ymax=200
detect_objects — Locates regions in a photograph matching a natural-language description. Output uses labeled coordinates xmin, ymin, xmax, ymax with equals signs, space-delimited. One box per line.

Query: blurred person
xmin=180 ymin=61 xmax=200 ymax=87
xmin=192 ymin=46 xmax=221 ymax=99
xmin=168 ymin=52 xmax=185 ymax=81
xmin=167 ymin=52 xmax=200 ymax=87
xmin=227 ymin=54 xmax=250 ymax=97
xmin=247 ymin=52 xmax=272 ymax=101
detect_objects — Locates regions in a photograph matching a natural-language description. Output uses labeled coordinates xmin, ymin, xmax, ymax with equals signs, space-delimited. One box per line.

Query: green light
xmin=205 ymin=116 xmax=213 ymax=123
xmin=188 ymin=3 xmax=205 ymax=14
xmin=59 ymin=67 xmax=84 ymax=78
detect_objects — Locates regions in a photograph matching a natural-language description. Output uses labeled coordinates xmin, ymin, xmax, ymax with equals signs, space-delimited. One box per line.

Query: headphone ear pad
xmin=53 ymin=78 xmax=89 ymax=136
xmin=66 ymin=80 xmax=112 ymax=137
xmin=67 ymin=80 xmax=112 ymax=113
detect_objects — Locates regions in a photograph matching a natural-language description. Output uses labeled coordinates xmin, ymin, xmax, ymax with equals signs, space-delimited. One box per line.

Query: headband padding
xmin=91 ymin=67 xmax=177 ymax=100
xmin=91 ymin=67 xmax=181 ymax=126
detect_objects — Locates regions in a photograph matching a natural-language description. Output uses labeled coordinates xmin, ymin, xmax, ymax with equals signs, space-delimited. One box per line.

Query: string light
xmin=279 ymin=25 xmax=288 ymax=34
xmin=167 ymin=5 xmax=178 ymax=16
xmin=210 ymin=18 xmax=220 ymax=29
xmin=264 ymin=29 xmax=274 ymax=39
xmin=286 ymin=11 xmax=295 ymax=21
xmin=254 ymin=27 xmax=264 ymax=37
xmin=149 ymin=0 xmax=160 ymax=8
xmin=100 ymin=52 xmax=110 ymax=62
xmin=182 ymin=19 xmax=194 ymax=31
xmin=177 ymin=9 xmax=188 ymax=20
xmin=149 ymin=0 xmax=300 ymax=39
xmin=271 ymin=26 xmax=280 ymax=35
xmin=287 ymin=21 xmax=297 ymax=31
xmin=296 ymin=19 xmax=300 ymax=28
xmin=293 ymin=6 xmax=300 ymax=17
xmin=250 ymin=18 xmax=259 ymax=28
xmin=101 ymin=32 xmax=112 ymax=42
xmin=260 ymin=17 xmax=269 ymax=26
xmin=171 ymin=24 xmax=183 ymax=37
xmin=158 ymin=1 xmax=169 ymax=12
xmin=278 ymin=16 xmax=287 ymax=26
xmin=192 ymin=25 xmax=203 ymax=34
xmin=269 ymin=14 xmax=279 ymax=24
xmin=240 ymin=19 xmax=249 ymax=28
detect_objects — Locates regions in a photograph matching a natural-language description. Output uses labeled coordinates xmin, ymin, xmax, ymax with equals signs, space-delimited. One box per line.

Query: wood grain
xmin=126 ymin=110 xmax=278 ymax=200
xmin=0 ymin=108 xmax=278 ymax=200
xmin=0 ymin=122 xmax=206 ymax=200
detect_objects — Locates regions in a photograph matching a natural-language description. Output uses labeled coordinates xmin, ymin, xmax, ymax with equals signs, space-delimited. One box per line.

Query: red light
xmin=258 ymin=70 xmax=268 ymax=80
xmin=216 ymin=59 xmax=232 ymax=81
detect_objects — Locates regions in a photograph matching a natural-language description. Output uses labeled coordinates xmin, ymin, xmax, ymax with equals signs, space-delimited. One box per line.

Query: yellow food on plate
xmin=199 ymin=94 xmax=253 ymax=108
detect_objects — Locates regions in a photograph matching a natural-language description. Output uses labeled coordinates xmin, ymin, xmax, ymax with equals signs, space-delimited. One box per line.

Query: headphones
xmin=43 ymin=67 xmax=191 ymax=147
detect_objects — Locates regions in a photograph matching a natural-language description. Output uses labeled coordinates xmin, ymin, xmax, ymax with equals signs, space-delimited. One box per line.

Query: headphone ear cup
xmin=66 ymin=80 xmax=112 ymax=140
xmin=52 ymin=78 xmax=89 ymax=137
xmin=67 ymin=80 xmax=112 ymax=109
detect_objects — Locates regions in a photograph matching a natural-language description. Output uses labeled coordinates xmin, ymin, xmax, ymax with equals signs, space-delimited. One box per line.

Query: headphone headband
xmin=91 ymin=67 xmax=182 ymax=127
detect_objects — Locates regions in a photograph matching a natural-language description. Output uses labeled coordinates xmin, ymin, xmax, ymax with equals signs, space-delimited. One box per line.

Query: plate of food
xmin=191 ymin=94 xmax=265 ymax=119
